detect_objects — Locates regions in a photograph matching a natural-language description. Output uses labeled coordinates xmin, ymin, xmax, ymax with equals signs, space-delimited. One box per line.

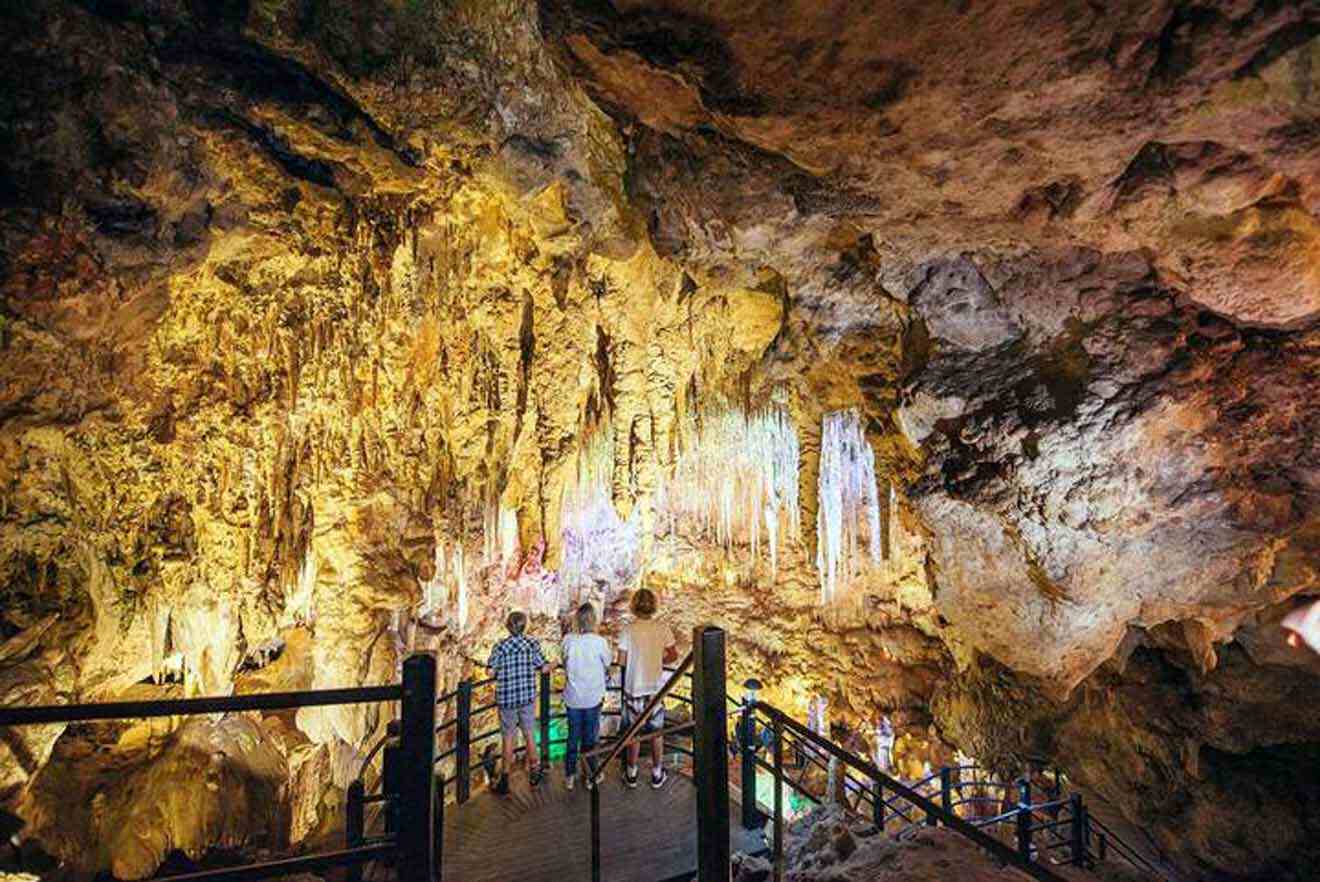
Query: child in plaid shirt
xmin=486 ymin=610 xmax=550 ymax=793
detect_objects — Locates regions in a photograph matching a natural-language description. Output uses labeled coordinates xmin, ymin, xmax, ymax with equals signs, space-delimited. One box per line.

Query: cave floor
xmin=439 ymin=769 xmax=764 ymax=882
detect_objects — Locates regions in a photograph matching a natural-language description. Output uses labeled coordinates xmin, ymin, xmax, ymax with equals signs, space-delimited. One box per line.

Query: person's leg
xmin=624 ymin=697 xmax=642 ymax=786
xmin=649 ymin=704 xmax=668 ymax=787
xmin=520 ymin=704 xmax=542 ymax=784
xmin=497 ymin=706 xmax=516 ymax=794
xmin=565 ymin=707 xmax=583 ymax=780
xmin=582 ymin=704 xmax=601 ymax=784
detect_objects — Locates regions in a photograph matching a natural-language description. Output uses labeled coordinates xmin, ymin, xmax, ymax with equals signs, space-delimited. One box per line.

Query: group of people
xmin=483 ymin=588 xmax=677 ymax=795
xmin=480 ymin=593 xmax=1320 ymax=799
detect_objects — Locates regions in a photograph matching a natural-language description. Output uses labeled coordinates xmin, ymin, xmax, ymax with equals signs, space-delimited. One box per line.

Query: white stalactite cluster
xmin=816 ymin=409 xmax=882 ymax=606
xmin=559 ymin=424 xmax=642 ymax=600
xmin=657 ymin=406 xmax=801 ymax=579
xmin=417 ymin=538 xmax=467 ymax=631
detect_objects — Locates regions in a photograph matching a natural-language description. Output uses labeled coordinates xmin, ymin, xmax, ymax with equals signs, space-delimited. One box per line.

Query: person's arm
xmin=486 ymin=640 xmax=502 ymax=671
xmin=661 ymin=625 xmax=679 ymax=665
xmin=599 ymin=640 xmax=613 ymax=678
xmin=535 ymin=641 xmax=551 ymax=675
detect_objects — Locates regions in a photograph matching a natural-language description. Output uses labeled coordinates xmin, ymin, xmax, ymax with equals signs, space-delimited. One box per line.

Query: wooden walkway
xmin=440 ymin=771 xmax=765 ymax=882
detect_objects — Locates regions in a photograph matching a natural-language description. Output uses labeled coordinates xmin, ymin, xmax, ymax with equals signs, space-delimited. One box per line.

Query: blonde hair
xmin=630 ymin=588 xmax=657 ymax=618
xmin=575 ymin=603 xmax=598 ymax=634
xmin=506 ymin=611 xmax=527 ymax=635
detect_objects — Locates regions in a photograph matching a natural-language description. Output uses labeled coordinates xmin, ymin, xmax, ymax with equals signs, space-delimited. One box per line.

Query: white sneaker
xmin=651 ymin=766 xmax=669 ymax=789
xmin=566 ymin=774 xmax=576 ymax=791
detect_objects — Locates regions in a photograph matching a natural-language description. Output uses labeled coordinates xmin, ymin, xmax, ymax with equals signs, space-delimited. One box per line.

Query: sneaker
xmin=493 ymin=774 xmax=509 ymax=796
xmin=530 ymin=766 xmax=544 ymax=787
xmin=651 ymin=766 xmax=669 ymax=789
xmin=565 ymin=774 xmax=576 ymax=791
xmin=624 ymin=765 xmax=639 ymax=789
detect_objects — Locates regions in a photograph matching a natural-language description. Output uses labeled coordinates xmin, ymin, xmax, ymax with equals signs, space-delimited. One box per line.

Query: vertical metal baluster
xmin=1016 ymin=778 xmax=1033 ymax=861
xmin=773 ymin=713 xmax=784 ymax=882
xmin=398 ymin=653 xmax=437 ymax=882
xmin=539 ymin=668 xmax=552 ymax=772
xmin=345 ymin=779 xmax=364 ymax=882
xmin=456 ymin=680 xmax=472 ymax=804
xmin=693 ymin=626 xmax=730 ymax=882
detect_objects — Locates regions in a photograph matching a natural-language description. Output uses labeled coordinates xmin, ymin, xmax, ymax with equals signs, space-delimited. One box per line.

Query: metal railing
xmin=578 ymin=650 xmax=696 ymax=882
xmin=3 ymin=636 xmax=1174 ymax=882
xmin=731 ymin=700 xmax=1171 ymax=882
xmin=738 ymin=703 xmax=1072 ymax=882
xmin=0 ymin=654 xmax=437 ymax=882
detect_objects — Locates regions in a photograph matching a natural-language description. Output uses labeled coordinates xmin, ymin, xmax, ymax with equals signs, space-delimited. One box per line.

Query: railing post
xmin=590 ymin=770 xmax=602 ymax=882
xmin=872 ymin=776 xmax=885 ymax=831
xmin=740 ymin=700 xmax=759 ymax=830
xmin=1097 ymin=832 xmax=1107 ymax=862
xmin=925 ymin=770 xmax=939 ymax=826
xmin=456 ymin=679 xmax=472 ymax=804
xmin=399 ymin=653 xmax=436 ymax=882
xmin=1069 ymin=794 xmax=1086 ymax=866
xmin=772 ymin=713 xmax=784 ymax=882
xmin=539 ymin=668 xmax=552 ymax=771
xmin=345 ymin=779 xmax=365 ymax=882
xmin=1016 ymin=778 xmax=1033 ymax=861
xmin=692 ymin=625 xmax=730 ymax=882
xmin=383 ymin=736 xmax=401 ymax=838
xmin=941 ymin=766 xmax=953 ymax=818
xmin=434 ymin=784 xmax=445 ymax=877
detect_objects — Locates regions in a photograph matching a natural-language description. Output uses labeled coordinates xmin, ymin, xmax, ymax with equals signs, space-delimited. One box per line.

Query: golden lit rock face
xmin=0 ymin=1 xmax=1318 ymax=879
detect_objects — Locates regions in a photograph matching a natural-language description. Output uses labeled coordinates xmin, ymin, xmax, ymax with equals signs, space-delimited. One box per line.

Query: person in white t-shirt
xmin=617 ymin=588 xmax=678 ymax=789
xmin=561 ymin=602 xmax=613 ymax=790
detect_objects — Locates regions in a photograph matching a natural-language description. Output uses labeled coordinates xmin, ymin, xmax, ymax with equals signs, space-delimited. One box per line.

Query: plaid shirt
xmin=487 ymin=634 xmax=547 ymax=708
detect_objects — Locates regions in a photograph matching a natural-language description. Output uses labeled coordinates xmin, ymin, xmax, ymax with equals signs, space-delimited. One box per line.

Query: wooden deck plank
xmin=440 ymin=772 xmax=764 ymax=882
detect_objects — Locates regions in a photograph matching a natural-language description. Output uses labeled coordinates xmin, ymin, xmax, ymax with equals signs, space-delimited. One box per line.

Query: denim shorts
xmin=623 ymin=694 xmax=664 ymax=732
xmin=498 ymin=703 xmax=535 ymax=736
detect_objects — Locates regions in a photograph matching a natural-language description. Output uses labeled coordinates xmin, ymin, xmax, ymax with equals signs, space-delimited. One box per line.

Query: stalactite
xmin=815 ymin=409 xmax=882 ymax=606
xmin=656 ymin=405 xmax=800 ymax=577
xmin=559 ymin=423 xmax=641 ymax=599
xmin=455 ymin=543 xmax=468 ymax=632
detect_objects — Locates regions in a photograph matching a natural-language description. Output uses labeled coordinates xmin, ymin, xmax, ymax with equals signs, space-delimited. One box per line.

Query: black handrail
xmin=752 ymin=702 xmax=1070 ymax=882
xmin=0 ymin=684 xmax=401 ymax=725
xmin=0 ymin=657 xmax=435 ymax=882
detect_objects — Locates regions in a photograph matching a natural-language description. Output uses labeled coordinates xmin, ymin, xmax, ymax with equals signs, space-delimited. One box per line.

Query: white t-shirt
xmin=618 ymin=618 xmax=675 ymax=697
xmin=562 ymin=633 xmax=613 ymax=709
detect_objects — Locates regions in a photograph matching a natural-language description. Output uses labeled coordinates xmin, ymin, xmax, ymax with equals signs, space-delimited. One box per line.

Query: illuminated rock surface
xmin=0 ymin=1 xmax=1316 ymax=879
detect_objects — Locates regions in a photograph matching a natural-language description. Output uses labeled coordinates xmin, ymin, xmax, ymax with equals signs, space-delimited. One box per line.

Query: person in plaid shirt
xmin=487 ymin=610 xmax=550 ymax=793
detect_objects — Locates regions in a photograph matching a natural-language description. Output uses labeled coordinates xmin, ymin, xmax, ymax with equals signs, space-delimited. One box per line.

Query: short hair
xmin=575 ymin=603 xmax=598 ymax=634
xmin=506 ymin=611 xmax=527 ymax=635
xmin=630 ymin=588 xmax=657 ymax=618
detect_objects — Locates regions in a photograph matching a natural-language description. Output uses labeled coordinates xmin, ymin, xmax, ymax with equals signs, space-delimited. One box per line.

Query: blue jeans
xmin=565 ymin=704 xmax=602 ymax=778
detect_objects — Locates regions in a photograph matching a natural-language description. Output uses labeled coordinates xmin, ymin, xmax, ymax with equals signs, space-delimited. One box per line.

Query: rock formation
xmin=0 ymin=1 xmax=1316 ymax=879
